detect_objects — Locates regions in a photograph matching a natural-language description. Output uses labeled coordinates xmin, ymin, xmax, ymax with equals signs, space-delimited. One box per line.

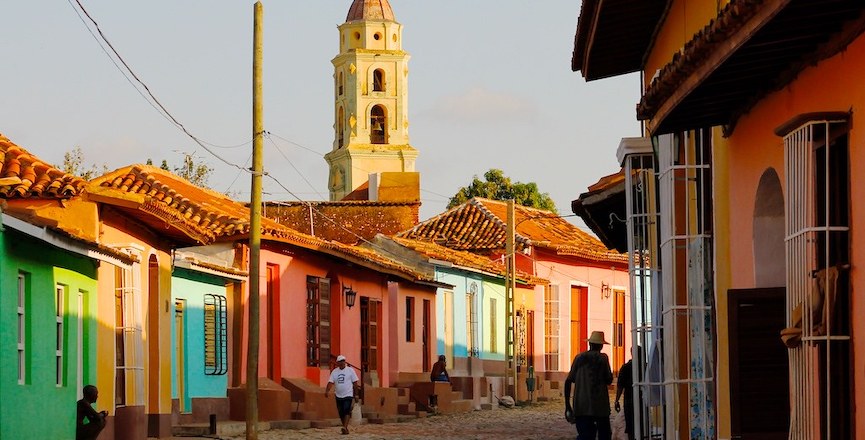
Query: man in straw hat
xmin=564 ymin=331 xmax=614 ymax=440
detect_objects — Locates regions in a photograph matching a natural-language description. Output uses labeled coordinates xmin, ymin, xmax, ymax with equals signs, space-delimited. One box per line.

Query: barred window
xmin=204 ymin=294 xmax=228 ymax=375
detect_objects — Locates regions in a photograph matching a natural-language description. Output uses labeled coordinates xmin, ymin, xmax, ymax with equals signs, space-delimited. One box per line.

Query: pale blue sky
xmin=1 ymin=1 xmax=640 ymax=222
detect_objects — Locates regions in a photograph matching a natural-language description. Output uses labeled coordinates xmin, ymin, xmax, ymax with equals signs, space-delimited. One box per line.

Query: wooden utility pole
xmin=506 ymin=199 xmax=517 ymax=398
xmin=246 ymin=2 xmax=263 ymax=439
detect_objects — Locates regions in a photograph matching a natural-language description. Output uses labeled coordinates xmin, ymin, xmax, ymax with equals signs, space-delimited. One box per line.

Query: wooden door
xmin=174 ymin=300 xmax=187 ymax=413
xmin=613 ymin=289 xmax=626 ymax=373
xmin=526 ymin=310 xmax=535 ymax=369
xmin=570 ymin=286 xmax=588 ymax=360
xmin=266 ymin=265 xmax=281 ymax=380
xmin=729 ymin=288 xmax=788 ymax=439
xmin=360 ymin=298 xmax=379 ymax=374
xmin=422 ymin=299 xmax=431 ymax=372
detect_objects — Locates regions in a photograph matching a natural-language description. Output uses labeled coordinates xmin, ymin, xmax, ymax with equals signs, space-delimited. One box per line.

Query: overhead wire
xmin=67 ymin=0 xmax=251 ymax=170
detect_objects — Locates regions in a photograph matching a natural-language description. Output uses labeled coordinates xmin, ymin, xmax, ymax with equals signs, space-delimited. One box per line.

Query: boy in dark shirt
xmin=77 ymin=385 xmax=107 ymax=440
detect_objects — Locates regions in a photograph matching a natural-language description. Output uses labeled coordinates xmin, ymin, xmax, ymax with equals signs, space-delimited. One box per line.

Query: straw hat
xmin=586 ymin=331 xmax=610 ymax=345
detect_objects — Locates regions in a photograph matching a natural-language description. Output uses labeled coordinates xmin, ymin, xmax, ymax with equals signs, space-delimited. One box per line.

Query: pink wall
xmin=527 ymin=250 xmax=630 ymax=372
xmin=235 ymin=242 xmax=436 ymax=389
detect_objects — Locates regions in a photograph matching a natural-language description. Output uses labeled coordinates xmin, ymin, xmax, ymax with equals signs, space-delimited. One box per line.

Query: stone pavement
xmin=193 ymin=400 xmax=577 ymax=440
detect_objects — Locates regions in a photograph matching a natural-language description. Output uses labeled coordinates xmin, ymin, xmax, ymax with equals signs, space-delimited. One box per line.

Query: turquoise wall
xmin=434 ymin=269 xmax=505 ymax=361
xmin=171 ymin=268 xmax=229 ymax=409
xmin=0 ymin=226 xmax=98 ymax=439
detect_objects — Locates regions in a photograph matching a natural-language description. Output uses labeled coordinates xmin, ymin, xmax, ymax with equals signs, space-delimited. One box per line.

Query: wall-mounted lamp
xmin=601 ymin=282 xmax=611 ymax=300
xmin=343 ymin=285 xmax=357 ymax=309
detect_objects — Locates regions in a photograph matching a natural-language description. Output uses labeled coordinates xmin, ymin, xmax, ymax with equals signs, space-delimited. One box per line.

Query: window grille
xmin=55 ymin=284 xmax=65 ymax=387
xmin=490 ymin=298 xmax=497 ymax=353
xmin=114 ymin=263 xmax=144 ymax=407
xmin=405 ymin=296 xmax=415 ymax=342
xmin=17 ymin=273 xmax=27 ymax=385
xmin=783 ymin=117 xmax=851 ymax=439
xmin=466 ymin=283 xmax=479 ymax=357
xmin=657 ymin=130 xmax=715 ymax=439
xmin=544 ymin=284 xmax=560 ymax=370
xmin=624 ymin=145 xmax=667 ymax=439
xmin=203 ymin=294 xmax=228 ymax=375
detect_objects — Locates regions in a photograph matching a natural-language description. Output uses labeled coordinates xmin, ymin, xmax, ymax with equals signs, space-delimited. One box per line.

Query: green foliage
xmin=448 ymin=168 xmax=557 ymax=212
xmin=147 ymin=153 xmax=213 ymax=188
xmin=62 ymin=146 xmax=107 ymax=180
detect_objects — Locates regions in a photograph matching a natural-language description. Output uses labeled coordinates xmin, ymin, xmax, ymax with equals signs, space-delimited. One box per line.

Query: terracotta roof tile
xmin=0 ymin=134 xmax=86 ymax=199
xmin=346 ymin=0 xmax=395 ymax=22
xmin=399 ymin=197 xmax=627 ymax=264
xmin=89 ymin=165 xmax=438 ymax=284
xmin=393 ymin=237 xmax=548 ymax=286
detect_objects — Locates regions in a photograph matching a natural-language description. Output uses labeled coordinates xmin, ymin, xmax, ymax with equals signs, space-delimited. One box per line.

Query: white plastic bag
xmin=351 ymin=401 xmax=362 ymax=424
xmin=612 ymin=410 xmax=627 ymax=440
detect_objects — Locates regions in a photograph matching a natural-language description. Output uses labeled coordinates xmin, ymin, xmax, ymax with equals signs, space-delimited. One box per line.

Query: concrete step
xmin=310 ymin=419 xmax=343 ymax=428
xmin=270 ymin=420 xmax=312 ymax=430
xmin=172 ymin=421 xmax=266 ymax=438
xmin=396 ymin=415 xmax=416 ymax=423
xmin=291 ymin=411 xmax=319 ymax=420
xmin=440 ymin=399 xmax=473 ymax=414
xmin=415 ymin=410 xmax=428 ymax=418
xmin=480 ymin=403 xmax=494 ymax=410
xmin=368 ymin=416 xmax=398 ymax=424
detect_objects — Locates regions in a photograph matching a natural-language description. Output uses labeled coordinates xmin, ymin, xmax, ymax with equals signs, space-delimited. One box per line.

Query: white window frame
xmin=55 ymin=284 xmax=65 ymax=387
xmin=544 ymin=284 xmax=560 ymax=370
xmin=115 ymin=263 xmax=145 ymax=407
xmin=466 ymin=282 xmax=479 ymax=357
xmin=17 ymin=273 xmax=27 ymax=385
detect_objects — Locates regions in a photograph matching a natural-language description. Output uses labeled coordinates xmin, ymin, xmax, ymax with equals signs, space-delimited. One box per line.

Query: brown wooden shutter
xmin=319 ymin=278 xmax=331 ymax=366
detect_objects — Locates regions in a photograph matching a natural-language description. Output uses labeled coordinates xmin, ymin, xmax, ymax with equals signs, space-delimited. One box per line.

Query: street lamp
xmin=343 ymin=286 xmax=357 ymax=309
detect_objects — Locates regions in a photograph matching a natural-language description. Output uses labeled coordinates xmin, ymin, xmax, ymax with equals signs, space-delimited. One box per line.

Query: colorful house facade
xmin=573 ymin=0 xmax=865 ymax=438
xmin=399 ymin=197 xmax=630 ymax=381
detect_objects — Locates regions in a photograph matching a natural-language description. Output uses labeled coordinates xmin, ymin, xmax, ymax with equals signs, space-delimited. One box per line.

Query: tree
xmin=147 ymin=152 xmax=213 ymax=188
xmin=448 ymin=168 xmax=557 ymax=212
xmin=62 ymin=146 xmax=107 ymax=180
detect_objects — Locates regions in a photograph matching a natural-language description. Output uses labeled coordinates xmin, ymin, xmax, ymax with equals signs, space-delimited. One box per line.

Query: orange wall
xmin=724 ymin=33 xmax=865 ymax=440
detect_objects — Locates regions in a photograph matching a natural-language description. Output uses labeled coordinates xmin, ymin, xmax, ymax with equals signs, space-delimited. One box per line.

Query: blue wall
xmin=171 ymin=268 xmax=229 ymax=409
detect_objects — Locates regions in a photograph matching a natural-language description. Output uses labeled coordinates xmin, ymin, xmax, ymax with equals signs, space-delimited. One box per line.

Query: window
xmin=405 ymin=296 xmax=415 ymax=342
xmin=544 ymin=285 xmax=560 ymax=370
xmin=373 ymin=69 xmax=385 ymax=92
xmin=657 ymin=130 xmax=715 ymax=438
xmin=370 ymin=105 xmax=387 ymax=144
xmin=17 ymin=273 xmax=27 ymax=385
xmin=306 ymin=276 xmax=331 ymax=367
xmin=490 ymin=298 xmax=497 ymax=353
xmin=114 ymin=264 xmax=144 ymax=407
xmin=55 ymin=284 xmax=65 ymax=387
xmin=466 ymin=283 xmax=478 ymax=357
xmin=782 ymin=115 xmax=851 ymax=439
xmin=338 ymin=71 xmax=344 ymax=96
xmin=204 ymin=294 xmax=228 ymax=375
xmin=337 ymin=107 xmax=345 ymax=148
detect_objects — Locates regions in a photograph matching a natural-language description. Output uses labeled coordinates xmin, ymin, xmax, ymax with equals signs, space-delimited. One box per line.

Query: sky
xmin=1 ymin=1 xmax=640 ymax=223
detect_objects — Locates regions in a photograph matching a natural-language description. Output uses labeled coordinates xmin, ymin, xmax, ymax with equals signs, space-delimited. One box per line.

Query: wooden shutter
xmin=318 ymin=278 xmax=331 ymax=366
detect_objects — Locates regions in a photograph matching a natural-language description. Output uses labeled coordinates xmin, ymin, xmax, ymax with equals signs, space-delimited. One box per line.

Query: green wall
xmin=0 ymin=227 xmax=98 ymax=439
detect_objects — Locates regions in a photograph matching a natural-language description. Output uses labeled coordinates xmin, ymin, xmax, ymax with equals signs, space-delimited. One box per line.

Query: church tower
xmin=325 ymin=0 xmax=418 ymax=201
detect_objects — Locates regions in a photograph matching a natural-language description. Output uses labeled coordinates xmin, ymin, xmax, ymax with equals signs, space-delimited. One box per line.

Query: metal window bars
xmin=204 ymin=294 xmax=228 ymax=375
xmin=783 ymin=118 xmax=851 ymax=440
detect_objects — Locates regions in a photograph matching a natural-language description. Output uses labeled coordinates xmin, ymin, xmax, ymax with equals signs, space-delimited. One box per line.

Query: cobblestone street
xmin=218 ymin=400 xmax=575 ymax=440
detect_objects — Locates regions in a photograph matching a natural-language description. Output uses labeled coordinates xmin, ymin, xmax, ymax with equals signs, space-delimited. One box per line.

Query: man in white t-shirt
xmin=324 ymin=355 xmax=360 ymax=435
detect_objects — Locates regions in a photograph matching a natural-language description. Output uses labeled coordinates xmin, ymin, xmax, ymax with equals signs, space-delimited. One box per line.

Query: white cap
xmin=336 ymin=355 xmax=346 ymax=362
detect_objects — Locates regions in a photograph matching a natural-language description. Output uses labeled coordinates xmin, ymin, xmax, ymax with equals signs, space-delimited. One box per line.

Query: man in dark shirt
xmin=77 ymin=385 xmax=107 ymax=440
xmin=615 ymin=359 xmax=635 ymax=440
xmin=564 ymin=331 xmax=613 ymax=440
xmin=430 ymin=355 xmax=450 ymax=382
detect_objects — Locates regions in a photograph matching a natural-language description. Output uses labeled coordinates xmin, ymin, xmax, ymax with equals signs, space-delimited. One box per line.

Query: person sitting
xmin=430 ymin=355 xmax=450 ymax=382
xmin=77 ymin=385 xmax=107 ymax=440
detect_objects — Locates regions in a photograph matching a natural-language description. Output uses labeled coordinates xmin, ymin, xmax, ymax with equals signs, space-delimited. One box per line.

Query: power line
xmin=67 ymin=0 xmax=251 ymax=170
xmin=264 ymin=132 xmax=325 ymax=200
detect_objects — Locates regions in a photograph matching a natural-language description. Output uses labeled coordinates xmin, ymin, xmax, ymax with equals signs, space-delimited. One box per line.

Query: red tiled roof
xmin=400 ymin=198 xmax=627 ymax=264
xmin=88 ymin=165 xmax=439 ymax=284
xmin=393 ymin=237 xmax=548 ymax=286
xmin=0 ymin=134 xmax=86 ymax=199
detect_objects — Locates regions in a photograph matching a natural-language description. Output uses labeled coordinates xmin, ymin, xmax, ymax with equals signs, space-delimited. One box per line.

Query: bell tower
xmin=325 ymin=0 xmax=418 ymax=201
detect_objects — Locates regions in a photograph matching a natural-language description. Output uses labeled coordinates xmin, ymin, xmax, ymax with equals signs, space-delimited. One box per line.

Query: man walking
xmin=564 ymin=331 xmax=613 ymax=440
xmin=325 ymin=355 xmax=360 ymax=435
